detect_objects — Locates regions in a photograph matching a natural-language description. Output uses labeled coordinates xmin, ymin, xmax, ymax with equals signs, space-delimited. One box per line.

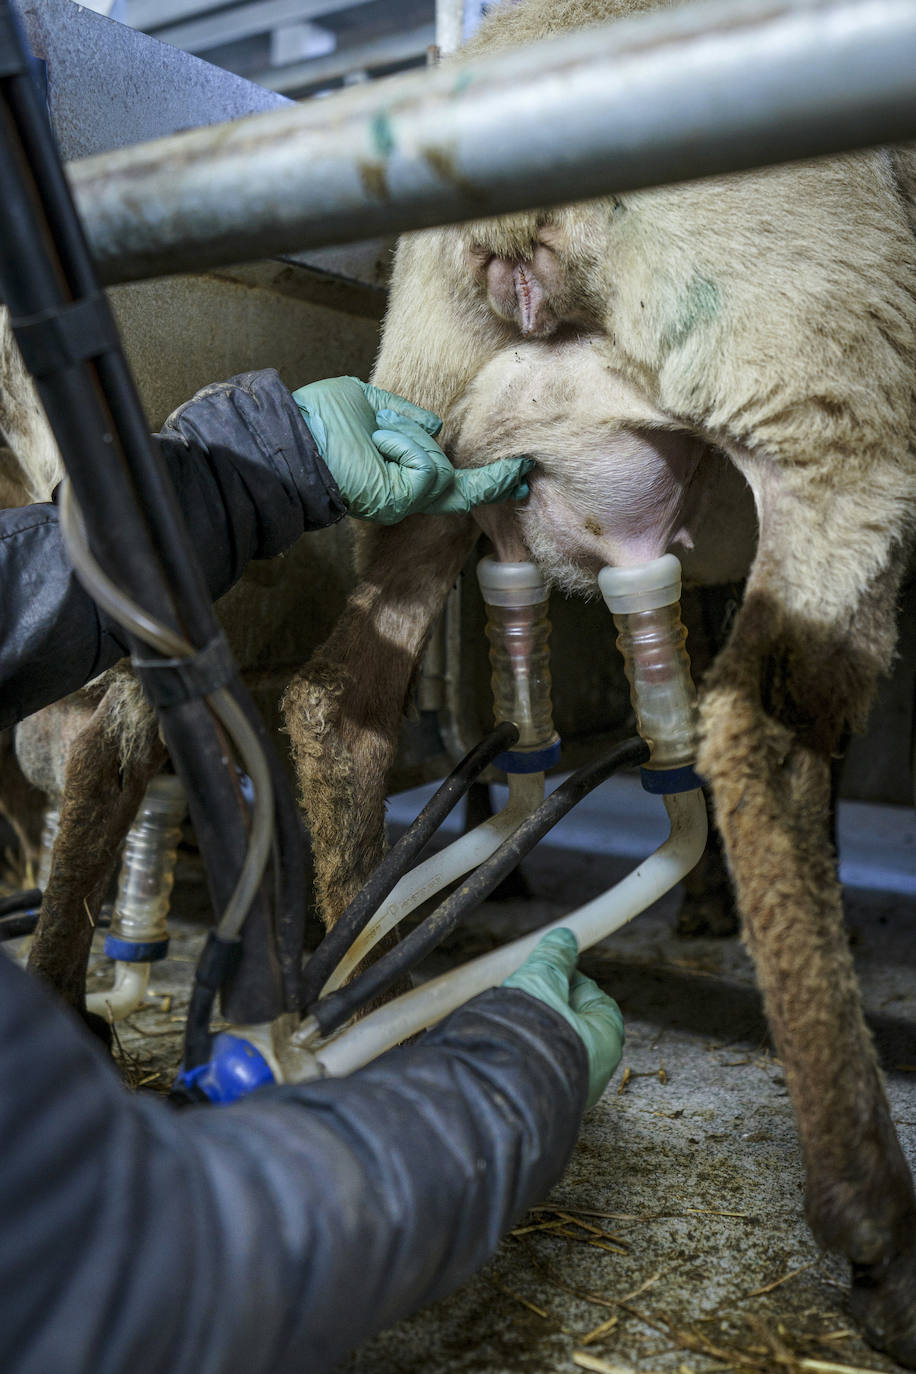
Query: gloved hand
xmin=503 ymin=928 xmax=624 ymax=1109
xmin=291 ymin=376 xmax=534 ymax=524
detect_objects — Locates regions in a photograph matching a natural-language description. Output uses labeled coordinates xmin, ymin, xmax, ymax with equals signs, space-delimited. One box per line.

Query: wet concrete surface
xmin=60 ymin=778 xmax=916 ymax=1373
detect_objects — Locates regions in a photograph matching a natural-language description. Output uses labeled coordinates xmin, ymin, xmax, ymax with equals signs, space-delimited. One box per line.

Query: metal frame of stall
xmin=55 ymin=0 xmax=916 ymax=289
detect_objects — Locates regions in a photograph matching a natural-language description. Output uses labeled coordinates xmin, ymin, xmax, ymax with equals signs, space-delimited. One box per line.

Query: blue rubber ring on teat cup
xmin=640 ymin=765 xmax=701 ymax=795
xmin=495 ymin=738 xmax=562 ymax=774
xmin=104 ymin=934 xmax=170 ymax=962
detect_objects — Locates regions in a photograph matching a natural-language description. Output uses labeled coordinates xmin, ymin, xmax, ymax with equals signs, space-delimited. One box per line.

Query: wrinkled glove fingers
xmin=537 ymin=927 xmax=579 ymax=963
xmin=370 ymin=432 xmax=441 ymax=520
xmin=504 ymin=963 xmax=571 ymax=1006
xmin=570 ymin=973 xmax=625 ymax=1037
xmin=503 ymin=929 xmax=580 ymax=1006
xmin=506 ymin=928 xmax=578 ymax=985
xmin=365 ymin=384 xmax=443 ymax=435
xmin=373 ymin=412 xmax=455 ymax=501
xmin=451 ymin=457 xmax=536 ymax=510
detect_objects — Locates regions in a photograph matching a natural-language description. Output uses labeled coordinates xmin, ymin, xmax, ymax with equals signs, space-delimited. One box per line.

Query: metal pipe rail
xmin=69 ymin=0 xmax=916 ymax=286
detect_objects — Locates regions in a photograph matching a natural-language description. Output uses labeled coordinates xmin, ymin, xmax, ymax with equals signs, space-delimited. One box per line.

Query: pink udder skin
xmin=447 ymin=337 xmax=756 ymax=595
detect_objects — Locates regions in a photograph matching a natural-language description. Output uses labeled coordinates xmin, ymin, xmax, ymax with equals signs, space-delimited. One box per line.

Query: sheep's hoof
xmin=850 ymin=1235 xmax=916 ymax=1368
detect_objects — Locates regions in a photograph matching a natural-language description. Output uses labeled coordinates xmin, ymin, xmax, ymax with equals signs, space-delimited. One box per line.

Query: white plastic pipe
xmin=309 ymin=787 xmax=707 ymax=1078
xmin=85 ymin=960 xmax=150 ymax=1022
xmin=320 ymin=769 xmax=545 ymax=993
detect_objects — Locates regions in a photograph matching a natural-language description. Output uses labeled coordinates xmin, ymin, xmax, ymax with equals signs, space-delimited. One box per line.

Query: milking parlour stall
xmin=1 ymin=1 xmax=915 ymax=1372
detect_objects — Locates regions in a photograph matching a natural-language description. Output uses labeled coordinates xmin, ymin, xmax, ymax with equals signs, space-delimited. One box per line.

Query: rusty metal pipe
xmin=68 ymin=0 xmax=916 ymax=286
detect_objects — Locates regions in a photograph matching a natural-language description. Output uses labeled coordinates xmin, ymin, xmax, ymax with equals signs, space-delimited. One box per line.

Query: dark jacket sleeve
xmin=0 ymin=369 xmax=346 ymax=730
xmin=0 ymin=953 xmax=587 ymax=1374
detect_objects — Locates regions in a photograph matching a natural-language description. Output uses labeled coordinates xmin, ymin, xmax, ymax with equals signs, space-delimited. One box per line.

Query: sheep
xmin=281 ymin=0 xmax=916 ymax=1360
xmin=0 ymin=448 xmax=57 ymax=873
xmin=0 ymin=301 xmax=360 ymax=1032
xmin=0 ymin=314 xmax=168 ymax=1023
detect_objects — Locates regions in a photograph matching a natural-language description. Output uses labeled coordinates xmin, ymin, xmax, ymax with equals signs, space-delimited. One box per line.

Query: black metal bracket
xmin=134 ymin=633 xmax=237 ymax=709
xmin=12 ymin=294 xmax=120 ymax=378
xmin=0 ymin=8 xmax=26 ymax=78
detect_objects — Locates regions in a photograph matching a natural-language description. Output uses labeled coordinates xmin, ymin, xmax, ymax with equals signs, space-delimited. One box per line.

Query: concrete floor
xmin=80 ymin=773 xmax=916 ymax=1374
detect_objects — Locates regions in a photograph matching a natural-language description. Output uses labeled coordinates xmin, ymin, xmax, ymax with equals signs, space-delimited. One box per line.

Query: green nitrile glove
xmin=374 ymin=411 xmax=533 ymax=514
xmin=503 ymin=928 xmax=625 ymax=1110
xmin=291 ymin=376 xmax=534 ymax=524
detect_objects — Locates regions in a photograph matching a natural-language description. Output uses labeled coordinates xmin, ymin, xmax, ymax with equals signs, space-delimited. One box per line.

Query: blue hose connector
xmin=174 ymin=1033 xmax=275 ymax=1105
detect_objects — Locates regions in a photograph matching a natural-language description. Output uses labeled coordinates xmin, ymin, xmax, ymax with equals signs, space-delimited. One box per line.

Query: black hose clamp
xmin=11 ymin=294 xmax=121 ymax=378
xmin=133 ymin=633 xmax=237 ymax=708
xmin=0 ymin=6 xmax=27 ymax=78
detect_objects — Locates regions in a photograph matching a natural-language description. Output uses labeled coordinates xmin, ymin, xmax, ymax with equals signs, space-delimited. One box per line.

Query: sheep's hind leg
xmin=283 ymin=513 xmax=478 ymax=932
xmin=0 ymin=730 xmax=45 ymax=877
xmin=26 ymin=689 xmax=164 ymax=1040
xmin=697 ymin=463 xmax=916 ymax=1366
xmin=677 ymin=584 xmax=743 ymax=937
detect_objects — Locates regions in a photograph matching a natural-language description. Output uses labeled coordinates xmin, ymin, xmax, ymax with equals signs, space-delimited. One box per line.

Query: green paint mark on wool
xmin=667 ymin=275 xmax=721 ymax=348
xmin=370 ymin=112 xmax=396 ymax=159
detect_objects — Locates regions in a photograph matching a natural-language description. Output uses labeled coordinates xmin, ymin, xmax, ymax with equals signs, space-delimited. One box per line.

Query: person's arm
xmin=0 ymin=370 xmax=532 ymax=729
xmin=0 ymin=370 xmax=344 ymax=729
xmin=0 ymin=950 xmax=587 ymax=1374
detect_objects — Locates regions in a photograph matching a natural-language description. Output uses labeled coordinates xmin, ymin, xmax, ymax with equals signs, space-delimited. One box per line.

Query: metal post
xmin=436 ymin=0 xmax=491 ymax=57
xmin=68 ymin=0 xmax=916 ymax=286
xmin=435 ymin=0 xmax=465 ymax=57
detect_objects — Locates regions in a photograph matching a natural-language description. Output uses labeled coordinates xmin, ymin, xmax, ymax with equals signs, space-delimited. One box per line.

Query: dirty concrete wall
xmin=107 ymin=262 xmax=386 ymax=428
